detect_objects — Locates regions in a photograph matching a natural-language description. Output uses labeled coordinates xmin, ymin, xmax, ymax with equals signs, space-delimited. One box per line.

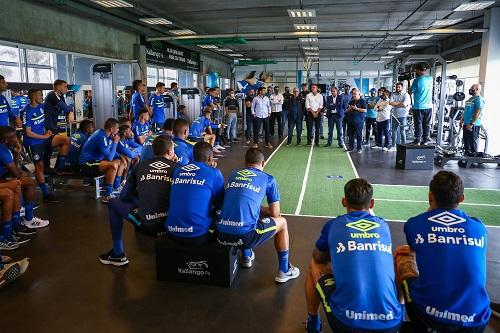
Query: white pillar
xmin=478 ymin=7 xmax=500 ymax=155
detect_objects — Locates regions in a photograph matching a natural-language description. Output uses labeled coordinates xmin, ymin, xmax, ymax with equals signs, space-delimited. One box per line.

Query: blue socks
xmin=307 ymin=313 xmax=321 ymax=331
xmin=2 ymin=221 xmax=12 ymax=238
xmin=113 ymin=176 xmax=122 ymax=189
xmin=242 ymin=249 xmax=252 ymax=257
xmin=278 ymin=250 xmax=289 ymax=272
xmin=24 ymin=202 xmax=34 ymax=221
xmin=58 ymin=154 xmax=68 ymax=170
xmin=113 ymin=240 xmax=124 ymax=256
xmin=105 ymin=183 xmax=113 ymax=196
xmin=12 ymin=212 xmax=21 ymax=229
xmin=40 ymin=182 xmax=49 ymax=196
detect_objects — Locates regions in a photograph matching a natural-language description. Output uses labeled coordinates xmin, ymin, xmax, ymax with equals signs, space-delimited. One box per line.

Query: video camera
xmin=398 ymin=70 xmax=415 ymax=82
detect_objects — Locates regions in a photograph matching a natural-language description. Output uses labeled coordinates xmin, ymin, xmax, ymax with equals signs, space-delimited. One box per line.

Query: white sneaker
xmin=215 ymin=144 xmax=225 ymax=150
xmin=241 ymin=250 xmax=255 ymax=268
xmin=382 ymin=147 xmax=388 ymax=151
xmin=23 ymin=217 xmax=50 ymax=229
xmin=20 ymin=206 xmax=25 ymax=218
xmin=102 ymin=194 xmax=116 ymax=203
xmin=275 ymin=264 xmax=300 ymax=283
xmin=213 ymin=147 xmax=221 ymax=154
xmin=388 ymin=146 xmax=397 ymax=152
xmin=371 ymin=145 xmax=382 ymax=149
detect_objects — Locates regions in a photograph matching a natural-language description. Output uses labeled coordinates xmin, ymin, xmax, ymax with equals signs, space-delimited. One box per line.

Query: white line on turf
xmin=372 ymin=184 xmax=500 ymax=191
xmin=374 ymin=198 xmax=500 ymax=207
xmin=346 ymin=151 xmax=359 ymax=178
xmin=295 ymin=143 xmax=315 ymax=215
xmin=264 ymin=136 xmax=287 ymax=165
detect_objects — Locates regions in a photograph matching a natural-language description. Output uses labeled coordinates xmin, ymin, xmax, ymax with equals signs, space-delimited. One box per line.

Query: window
xmin=0 ymin=45 xmax=20 ymax=81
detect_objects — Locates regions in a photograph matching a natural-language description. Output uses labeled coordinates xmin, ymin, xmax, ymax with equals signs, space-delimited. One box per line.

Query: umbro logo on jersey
xmin=428 ymin=212 xmax=465 ymax=226
xmin=237 ymin=169 xmax=257 ymax=178
xmin=346 ymin=220 xmax=380 ymax=233
xmin=149 ymin=161 xmax=170 ymax=170
xmin=173 ymin=142 xmax=178 ymax=147
xmin=182 ymin=164 xmax=200 ymax=172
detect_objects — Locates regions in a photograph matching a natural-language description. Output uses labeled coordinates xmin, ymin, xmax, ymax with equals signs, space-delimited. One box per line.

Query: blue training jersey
xmin=463 ymin=95 xmax=485 ymax=126
xmin=67 ymin=131 xmax=89 ymax=166
xmin=0 ymin=95 xmax=17 ymax=126
xmin=21 ymin=104 xmax=46 ymax=146
xmin=132 ymin=121 xmax=151 ymax=144
xmin=139 ymin=131 xmax=172 ymax=162
xmin=11 ymin=95 xmax=28 ymax=117
xmin=0 ymin=144 xmax=14 ymax=176
xmin=166 ymin=162 xmax=225 ymax=237
xmin=202 ymin=95 xmax=215 ymax=108
xmin=410 ymin=75 xmax=433 ymax=109
xmin=148 ymin=94 xmax=165 ymax=124
xmin=404 ymin=209 xmax=490 ymax=327
xmin=315 ymin=211 xmax=403 ymax=330
xmin=79 ymin=128 xmax=118 ymax=163
xmin=216 ymin=167 xmax=280 ymax=235
xmin=172 ymin=136 xmax=194 ymax=166
xmin=130 ymin=92 xmax=146 ymax=120
xmin=117 ymin=137 xmax=141 ymax=159
xmin=365 ymin=96 xmax=379 ymax=119
xmin=188 ymin=114 xmax=211 ymax=137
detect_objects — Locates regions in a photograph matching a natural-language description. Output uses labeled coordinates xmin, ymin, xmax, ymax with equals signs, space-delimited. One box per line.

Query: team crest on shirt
xmin=235 ymin=169 xmax=257 ymax=182
xmin=346 ymin=220 xmax=380 ymax=239
xmin=428 ymin=212 xmax=465 ymax=226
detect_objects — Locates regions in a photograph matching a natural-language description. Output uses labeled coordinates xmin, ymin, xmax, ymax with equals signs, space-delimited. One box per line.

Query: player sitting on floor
xmin=21 ymin=88 xmax=72 ymax=203
xmin=172 ymin=118 xmax=194 ymax=167
xmin=0 ymin=126 xmax=49 ymax=235
xmin=132 ymin=109 xmax=152 ymax=145
xmin=304 ymin=178 xmax=403 ymax=333
xmin=140 ymin=118 xmax=174 ymax=162
xmin=116 ymin=124 xmax=141 ymax=178
xmin=215 ymin=148 xmax=300 ymax=283
xmin=99 ymin=135 xmax=178 ymax=266
xmin=79 ymin=118 xmax=127 ymax=203
xmin=166 ymin=141 xmax=224 ymax=246
xmin=65 ymin=119 xmax=94 ymax=172
xmin=394 ymin=171 xmax=490 ymax=333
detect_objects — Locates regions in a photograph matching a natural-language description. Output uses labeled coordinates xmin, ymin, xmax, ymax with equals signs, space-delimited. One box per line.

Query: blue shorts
xmin=215 ymin=217 xmax=276 ymax=249
xmin=402 ymin=277 xmax=488 ymax=333
xmin=317 ymin=274 xmax=402 ymax=333
xmin=24 ymin=135 xmax=54 ymax=164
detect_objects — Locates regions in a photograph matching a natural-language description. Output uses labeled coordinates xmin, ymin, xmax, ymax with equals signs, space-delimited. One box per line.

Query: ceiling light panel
xmin=139 ymin=18 xmax=172 ymax=25
xmin=90 ymin=0 xmax=133 ymax=7
xmin=302 ymin=46 xmax=319 ymax=50
xmin=228 ymin=53 xmax=244 ymax=57
xmin=197 ymin=45 xmax=218 ymax=49
xmin=374 ymin=60 xmax=385 ymax=63
xmin=217 ymin=48 xmax=233 ymax=52
xmin=287 ymin=9 xmax=316 ymax=18
xmin=169 ymin=29 xmax=196 ymax=35
xmin=454 ymin=1 xmax=494 ymax=11
xmin=387 ymin=50 xmax=404 ymax=54
xmin=305 ymin=52 xmax=319 ymax=56
xmin=410 ymin=35 xmax=433 ymax=40
xmin=299 ymin=37 xmax=318 ymax=42
xmin=396 ymin=44 xmax=416 ymax=48
xmin=294 ymin=24 xmax=317 ymax=30
xmin=431 ymin=18 xmax=462 ymax=26
xmin=381 ymin=56 xmax=394 ymax=58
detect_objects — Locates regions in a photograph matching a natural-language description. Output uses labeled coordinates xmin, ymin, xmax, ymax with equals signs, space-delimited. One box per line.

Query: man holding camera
xmin=408 ymin=64 xmax=434 ymax=145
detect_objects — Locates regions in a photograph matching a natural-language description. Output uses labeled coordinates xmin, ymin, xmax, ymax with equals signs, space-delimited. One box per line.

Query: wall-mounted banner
xmin=140 ymin=36 xmax=200 ymax=71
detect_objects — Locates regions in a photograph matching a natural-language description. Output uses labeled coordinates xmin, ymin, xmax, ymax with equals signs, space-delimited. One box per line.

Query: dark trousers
xmin=253 ymin=117 xmax=270 ymax=144
xmin=287 ymin=117 xmax=303 ymax=145
xmin=347 ymin=120 xmax=364 ymax=151
xmin=327 ymin=113 xmax=344 ymax=146
xmin=376 ymin=120 xmax=391 ymax=148
xmin=306 ymin=112 xmax=321 ymax=144
xmin=342 ymin=117 xmax=348 ymax=143
xmin=365 ymin=117 xmax=378 ymax=144
xmin=463 ymin=125 xmax=480 ymax=155
xmin=269 ymin=111 xmax=282 ymax=137
xmin=245 ymin=114 xmax=253 ymax=139
xmin=412 ymin=108 xmax=432 ymax=142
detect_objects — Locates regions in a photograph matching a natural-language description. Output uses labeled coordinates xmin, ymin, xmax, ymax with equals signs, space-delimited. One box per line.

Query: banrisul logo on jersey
xmin=178 ymin=261 xmax=210 ymax=276
xmin=235 ymin=169 xmax=257 ymax=182
xmin=346 ymin=220 xmax=380 ymax=239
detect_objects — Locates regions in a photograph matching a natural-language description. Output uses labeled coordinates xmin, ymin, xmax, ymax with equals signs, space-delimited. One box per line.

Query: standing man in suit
xmin=325 ymin=87 xmax=346 ymax=148
xmin=286 ymin=88 xmax=305 ymax=146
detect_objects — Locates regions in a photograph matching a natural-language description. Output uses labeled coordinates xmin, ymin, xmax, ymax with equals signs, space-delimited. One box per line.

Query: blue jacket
xmin=326 ymin=95 xmax=346 ymax=117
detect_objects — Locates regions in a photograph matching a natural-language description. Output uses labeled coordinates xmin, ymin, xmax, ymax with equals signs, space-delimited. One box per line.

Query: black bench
xmin=45 ymin=169 xmax=105 ymax=199
xmin=155 ymin=237 xmax=240 ymax=287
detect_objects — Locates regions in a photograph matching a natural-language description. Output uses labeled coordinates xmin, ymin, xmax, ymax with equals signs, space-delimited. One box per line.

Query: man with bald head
xmin=459 ymin=83 xmax=484 ymax=157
